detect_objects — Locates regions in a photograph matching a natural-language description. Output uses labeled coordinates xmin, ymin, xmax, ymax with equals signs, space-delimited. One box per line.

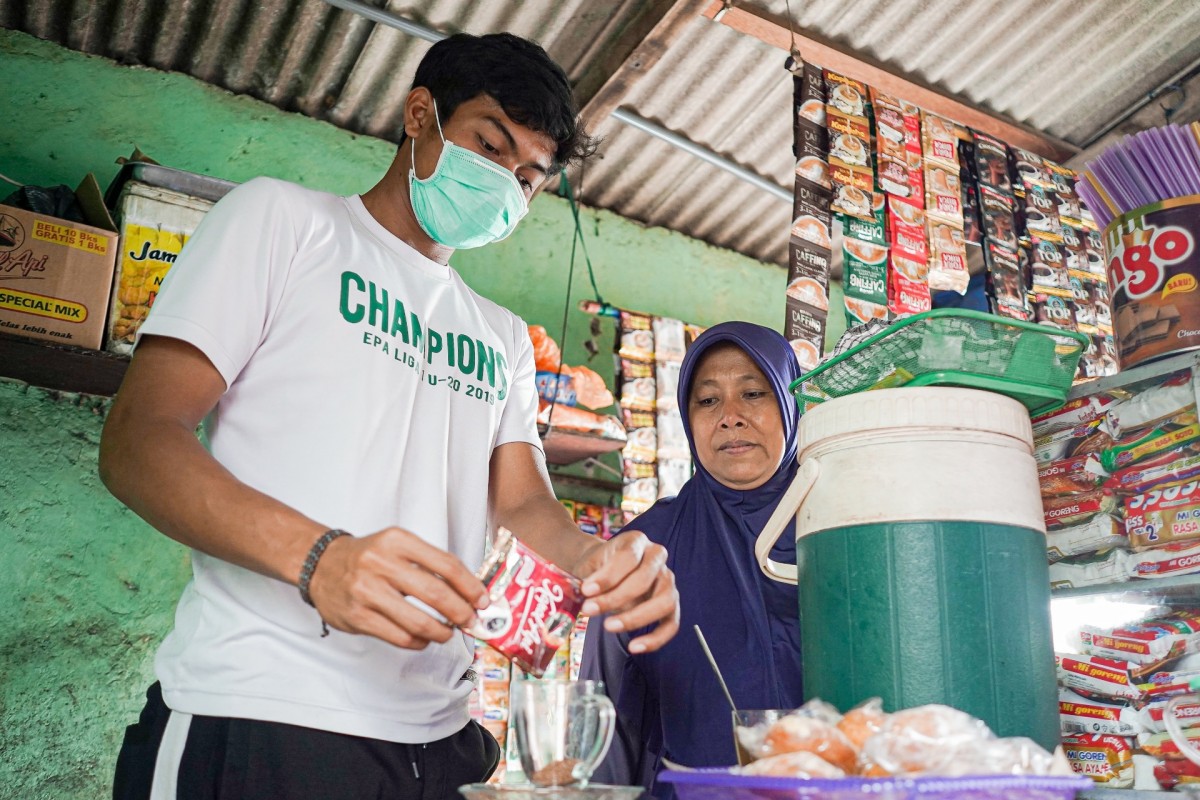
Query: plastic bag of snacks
xmin=730 ymin=698 xmax=1070 ymax=779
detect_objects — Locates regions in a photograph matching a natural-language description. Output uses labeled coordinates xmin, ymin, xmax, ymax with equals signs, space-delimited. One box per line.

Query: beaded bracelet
xmin=298 ymin=528 xmax=349 ymax=610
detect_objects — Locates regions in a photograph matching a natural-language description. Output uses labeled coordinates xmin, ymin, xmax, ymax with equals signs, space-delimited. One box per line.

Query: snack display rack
xmin=1045 ymin=350 xmax=1200 ymax=795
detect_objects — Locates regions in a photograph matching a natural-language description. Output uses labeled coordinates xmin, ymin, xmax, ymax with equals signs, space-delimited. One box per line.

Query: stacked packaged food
xmin=1036 ymin=367 xmax=1200 ymax=589
xmin=469 ymin=642 xmax=513 ymax=784
xmin=1056 ymin=610 xmax=1200 ymax=790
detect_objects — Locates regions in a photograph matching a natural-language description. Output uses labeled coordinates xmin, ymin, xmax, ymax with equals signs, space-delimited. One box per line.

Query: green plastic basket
xmin=792 ymin=308 xmax=1090 ymax=417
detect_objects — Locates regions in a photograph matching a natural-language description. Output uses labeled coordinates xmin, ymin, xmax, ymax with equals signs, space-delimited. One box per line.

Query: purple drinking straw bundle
xmin=1076 ymin=123 xmax=1200 ymax=229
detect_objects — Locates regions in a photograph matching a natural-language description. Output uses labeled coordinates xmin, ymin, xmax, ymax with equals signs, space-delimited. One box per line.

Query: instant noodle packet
xmin=1081 ymin=610 xmax=1200 ymax=665
xmin=1056 ymin=653 xmax=1147 ymax=702
xmin=1049 ymin=548 xmax=1134 ymax=589
xmin=1046 ymin=515 xmax=1125 ymax=563
xmin=1062 ymin=733 xmax=1134 ymax=787
xmin=1125 ymin=479 xmax=1200 ymax=550
xmin=1059 ymin=689 xmax=1142 ymax=737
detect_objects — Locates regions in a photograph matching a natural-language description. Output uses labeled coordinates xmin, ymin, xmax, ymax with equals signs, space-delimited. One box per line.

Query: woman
xmin=581 ymin=321 xmax=804 ymax=798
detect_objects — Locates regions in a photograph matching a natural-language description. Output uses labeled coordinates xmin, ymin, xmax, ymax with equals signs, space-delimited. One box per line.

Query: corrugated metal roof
xmin=5 ymin=0 xmax=1200 ymax=268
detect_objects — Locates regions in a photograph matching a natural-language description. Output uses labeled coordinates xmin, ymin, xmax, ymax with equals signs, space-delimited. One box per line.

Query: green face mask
xmin=408 ymin=103 xmax=530 ymax=250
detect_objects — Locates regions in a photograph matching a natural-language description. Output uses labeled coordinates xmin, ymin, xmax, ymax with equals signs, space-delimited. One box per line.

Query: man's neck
xmin=361 ymin=146 xmax=454 ymax=266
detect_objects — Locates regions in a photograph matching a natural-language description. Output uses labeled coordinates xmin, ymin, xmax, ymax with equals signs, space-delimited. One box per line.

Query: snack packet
xmin=1062 ymin=733 xmax=1134 ymax=787
xmin=1059 ymin=689 xmax=1142 ymax=736
xmin=1131 ymin=542 xmax=1200 ymax=580
xmin=1046 ymin=514 xmax=1125 ymax=563
xmin=1040 ymin=454 xmax=1107 ymax=498
xmin=1035 ymin=421 xmax=1113 ymax=466
xmin=1080 ymin=610 xmax=1200 ymax=665
xmin=1056 ymin=654 xmax=1147 ymax=702
xmin=468 ymin=528 xmax=585 ymax=678
xmin=1034 ymin=395 xmax=1120 ymax=437
xmin=1107 ymin=371 xmax=1199 ymax=437
xmin=1125 ymin=479 xmax=1200 ymax=550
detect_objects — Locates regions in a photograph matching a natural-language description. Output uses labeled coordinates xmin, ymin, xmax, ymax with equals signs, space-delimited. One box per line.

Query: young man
xmin=101 ymin=32 xmax=679 ymax=800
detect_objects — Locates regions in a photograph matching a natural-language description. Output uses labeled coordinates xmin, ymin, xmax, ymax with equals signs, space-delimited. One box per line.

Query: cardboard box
xmin=0 ymin=175 xmax=118 ymax=350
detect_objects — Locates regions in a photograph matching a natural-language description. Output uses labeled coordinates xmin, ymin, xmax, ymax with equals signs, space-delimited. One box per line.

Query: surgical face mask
xmin=408 ymin=102 xmax=530 ymax=249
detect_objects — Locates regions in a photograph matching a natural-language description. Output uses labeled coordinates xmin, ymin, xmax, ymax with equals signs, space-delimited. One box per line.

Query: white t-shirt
xmin=137 ymin=177 xmax=541 ymax=743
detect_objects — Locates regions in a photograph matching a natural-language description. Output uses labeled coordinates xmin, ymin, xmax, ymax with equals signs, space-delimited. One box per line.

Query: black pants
xmin=114 ymin=683 xmax=501 ymax=800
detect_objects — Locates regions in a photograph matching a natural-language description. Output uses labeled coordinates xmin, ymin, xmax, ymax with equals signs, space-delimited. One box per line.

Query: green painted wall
xmin=0 ymin=29 xmax=843 ymax=797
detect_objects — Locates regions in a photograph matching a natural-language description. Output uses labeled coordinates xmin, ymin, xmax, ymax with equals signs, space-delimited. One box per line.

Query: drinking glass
xmin=511 ymin=679 xmax=615 ymax=786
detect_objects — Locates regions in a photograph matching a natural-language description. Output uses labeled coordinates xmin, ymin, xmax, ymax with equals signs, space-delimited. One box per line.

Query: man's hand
xmin=308 ymin=527 xmax=491 ymax=650
xmin=571 ymin=531 xmax=679 ymax=654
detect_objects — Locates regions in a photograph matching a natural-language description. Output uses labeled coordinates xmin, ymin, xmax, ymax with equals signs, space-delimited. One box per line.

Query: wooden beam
xmin=534 ymin=0 xmax=708 ymax=200
xmin=577 ymin=0 xmax=711 ymax=131
xmin=702 ymin=1 xmax=1079 ymax=163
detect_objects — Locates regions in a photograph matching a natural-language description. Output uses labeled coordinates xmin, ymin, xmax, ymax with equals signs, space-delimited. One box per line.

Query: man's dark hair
xmin=411 ymin=32 xmax=597 ymax=172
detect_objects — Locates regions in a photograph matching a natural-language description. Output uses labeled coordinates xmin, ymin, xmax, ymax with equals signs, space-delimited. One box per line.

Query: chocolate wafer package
xmin=468 ymin=528 xmax=585 ymax=679
xmin=870 ymin=89 xmax=911 ymax=199
xmin=973 ymin=131 xmax=1013 ymax=195
xmin=1105 ymin=199 xmax=1200 ymax=368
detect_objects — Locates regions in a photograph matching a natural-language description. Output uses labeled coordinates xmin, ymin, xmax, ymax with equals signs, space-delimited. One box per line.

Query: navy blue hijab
xmin=581 ymin=322 xmax=804 ymax=797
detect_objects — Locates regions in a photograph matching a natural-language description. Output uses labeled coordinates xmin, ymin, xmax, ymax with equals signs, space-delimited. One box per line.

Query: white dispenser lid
xmin=798 ymin=387 xmax=1034 ymax=452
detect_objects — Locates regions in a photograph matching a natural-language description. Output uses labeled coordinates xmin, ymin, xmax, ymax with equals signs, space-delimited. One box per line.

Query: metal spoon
xmin=694 ymin=624 xmax=737 ymax=714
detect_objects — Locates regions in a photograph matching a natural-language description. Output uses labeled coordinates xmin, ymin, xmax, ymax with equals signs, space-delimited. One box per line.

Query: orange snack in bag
xmin=740 ymin=751 xmax=846 ymax=779
xmin=838 ymin=698 xmax=886 ymax=750
xmin=762 ymin=715 xmax=858 ymax=773
xmin=528 ymin=325 xmax=563 ymax=372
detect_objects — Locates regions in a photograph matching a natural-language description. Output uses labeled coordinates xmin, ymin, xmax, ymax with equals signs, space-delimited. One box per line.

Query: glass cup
xmin=732 ymin=709 xmax=787 ymax=766
xmin=511 ymin=678 xmax=615 ymax=787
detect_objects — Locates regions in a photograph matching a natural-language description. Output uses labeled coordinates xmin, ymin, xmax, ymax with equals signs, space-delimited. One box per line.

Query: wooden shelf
xmin=0 ymin=331 xmax=128 ymax=396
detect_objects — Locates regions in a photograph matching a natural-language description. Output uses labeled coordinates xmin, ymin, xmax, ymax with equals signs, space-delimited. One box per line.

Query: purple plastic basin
xmin=660 ymin=770 xmax=1093 ymax=800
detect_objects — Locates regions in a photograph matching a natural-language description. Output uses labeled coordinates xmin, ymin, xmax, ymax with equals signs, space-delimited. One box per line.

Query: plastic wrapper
xmin=738 ymin=751 xmax=846 ymax=779
xmin=1125 ymin=479 xmax=1200 ymax=550
xmin=1134 ymin=696 xmax=1200 ymax=733
xmin=467 ymin=528 xmax=584 ymax=678
xmin=837 ymin=698 xmax=886 ymax=750
xmin=1033 ymin=395 xmax=1119 ymax=437
xmin=1106 ymin=451 xmax=1200 ymax=495
xmin=1059 ymin=689 xmax=1141 ymax=736
xmin=1102 ymin=422 xmax=1200 ymax=473
xmin=1107 ymin=370 xmax=1198 ymax=437
xmin=1139 ymin=728 xmax=1200 ymax=760
xmin=1035 ymin=423 xmax=1113 ymax=467
xmin=974 ymin=132 xmax=1012 ymax=195
xmin=540 ymin=407 xmax=616 ymax=447
xmin=1056 ymin=653 xmax=1147 ymax=702
xmin=561 ymin=365 xmax=613 ymax=410
xmin=1142 ymin=668 xmax=1200 ymax=704
xmin=528 ymin=324 xmax=563 ymax=372
xmin=621 ymin=477 xmax=658 ymax=515
xmin=1039 ymin=454 xmax=1107 ymax=498
xmin=1081 ymin=609 xmax=1200 ymax=665
xmin=861 ymin=720 xmax=1064 ymax=779
xmin=758 ymin=714 xmax=859 ymax=773
xmin=1062 ymin=733 xmax=1133 ymax=786
xmin=655 ymin=361 xmax=681 ymax=413
xmin=1048 ymin=548 xmax=1134 ymax=589
xmin=1154 ymin=755 xmax=1200 ymax=789
xmin=1046 ymin=513 xmax=1125 ymax=563
xmin=617 ymin=312 xmax=654 ymax=361
xmin=656 ymin=458 xmax=691 ymax=499
xmin=652 ymin=317 xmax=685 ymax=362
xmin=537 ymin=400 xmax=626 ymax=441
xmin=1131 ymin=541 xmax=1200 ymax=579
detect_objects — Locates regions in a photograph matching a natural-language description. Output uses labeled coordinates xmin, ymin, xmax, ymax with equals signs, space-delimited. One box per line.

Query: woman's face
xmin=687 ymin=343 xmax=786 ymax=491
